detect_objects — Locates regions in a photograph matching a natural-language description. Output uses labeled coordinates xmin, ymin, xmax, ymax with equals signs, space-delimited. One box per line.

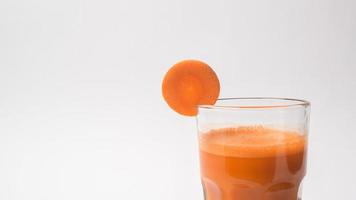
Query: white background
xmin=0 ymin=0 xmax=355 ymax=199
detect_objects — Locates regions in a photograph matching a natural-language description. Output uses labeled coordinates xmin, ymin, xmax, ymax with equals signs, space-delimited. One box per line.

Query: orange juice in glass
xmin=197 ymin=98 xmax=310 ymax=200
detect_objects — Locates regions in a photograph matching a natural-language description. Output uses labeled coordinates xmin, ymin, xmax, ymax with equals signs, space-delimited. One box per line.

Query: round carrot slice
xmin=162 ymin=60 xmax=220 ymax=116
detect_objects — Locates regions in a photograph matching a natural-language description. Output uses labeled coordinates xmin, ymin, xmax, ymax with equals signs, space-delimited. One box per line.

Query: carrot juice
xmin=199 ymin=126 xmax=307 ymax=200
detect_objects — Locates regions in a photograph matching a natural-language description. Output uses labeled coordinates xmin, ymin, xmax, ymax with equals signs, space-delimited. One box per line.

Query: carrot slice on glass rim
xmin=162 ymin=60 xmax=220 ymax=116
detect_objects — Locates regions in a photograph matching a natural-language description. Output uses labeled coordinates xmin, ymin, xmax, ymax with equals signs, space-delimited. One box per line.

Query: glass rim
xmin=198 ymin=97 xmax=310 ymax=110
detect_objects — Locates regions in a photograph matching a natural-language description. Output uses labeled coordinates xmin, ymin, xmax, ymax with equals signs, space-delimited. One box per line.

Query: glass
xmin=196 ymin=98 xmax=310 ymax=200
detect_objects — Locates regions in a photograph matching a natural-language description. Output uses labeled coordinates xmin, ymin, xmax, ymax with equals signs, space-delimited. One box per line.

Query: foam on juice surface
xmin=199 ymin=126 xmax=306 ymax=158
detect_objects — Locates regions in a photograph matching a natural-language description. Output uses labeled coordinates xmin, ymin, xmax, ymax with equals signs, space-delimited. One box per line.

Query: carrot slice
xmin=162 ymin=60 xmax=220 ymax=116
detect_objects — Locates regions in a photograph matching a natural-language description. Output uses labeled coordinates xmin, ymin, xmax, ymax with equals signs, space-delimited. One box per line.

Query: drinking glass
xmin=196 ymin=98 xmax=310 ymax=200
